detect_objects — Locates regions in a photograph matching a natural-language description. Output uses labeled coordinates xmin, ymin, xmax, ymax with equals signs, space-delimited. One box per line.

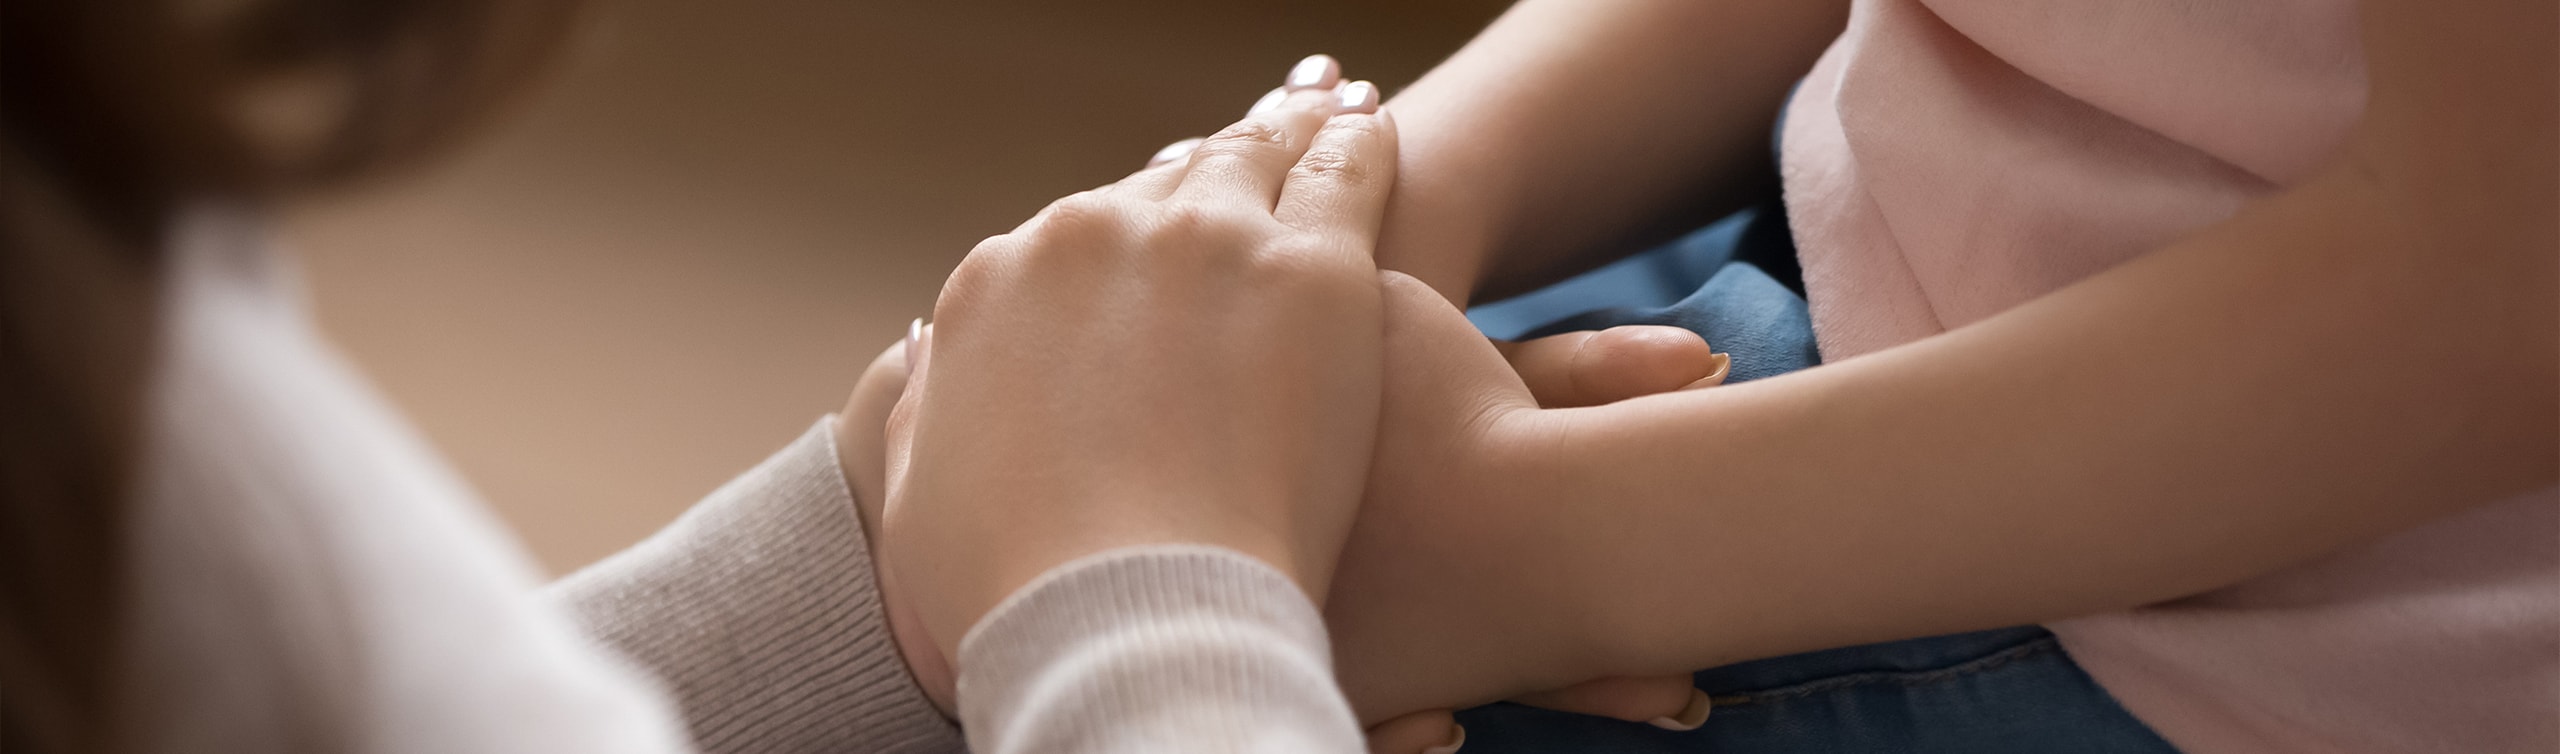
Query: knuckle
xmin=964 ymin=232 xmax=1021 ymax=261
xmin=939 ymin=237 xmax=1033 ymax=318
xmin=936 ymin=256 xmax=1003 ymax=316
xmin=1012 ymin=191 xmax=1146 ymax=272
xmin=1288 ymin=148 xmax=1375 ymax=188
xmin=1144 ymin=203 xmax=1263 ymax=253
xmin=1032 ymin=190 xmax=1124 ymax=239
xmin=1149 ymin=202 xmax=1219 ymax=237
xmin=1193 ymin=118 xmax=1292 ymax=160
xmin=1248 ymin=241 xmax=1371 ymax=294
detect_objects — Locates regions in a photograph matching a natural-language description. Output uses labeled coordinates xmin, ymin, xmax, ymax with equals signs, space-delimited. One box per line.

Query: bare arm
xmin=1374 ymin=0 xmax=1846 ymax=303
xmin=1535 ymin=0 xmax=2556 ymax=674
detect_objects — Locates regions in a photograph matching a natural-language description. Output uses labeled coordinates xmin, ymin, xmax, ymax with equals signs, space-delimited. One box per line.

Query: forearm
xmin=958 ymin=547 xmax=1362 ymax=753
xmin=549 ymin=419 xmax=961 ymax=753
xmin=1375 ymin=0 xmax=1845 ymax=303
xmin=1548 ymin=0 xmax=2556 ymax=672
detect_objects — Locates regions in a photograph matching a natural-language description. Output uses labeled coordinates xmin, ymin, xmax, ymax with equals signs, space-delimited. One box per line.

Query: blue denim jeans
xmin=1460 ymin=208 xmax=2179 ymax=753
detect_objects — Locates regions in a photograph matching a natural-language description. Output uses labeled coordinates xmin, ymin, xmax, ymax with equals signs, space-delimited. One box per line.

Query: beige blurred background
xmin=284 ymin=0 xmax=1509 ymax=575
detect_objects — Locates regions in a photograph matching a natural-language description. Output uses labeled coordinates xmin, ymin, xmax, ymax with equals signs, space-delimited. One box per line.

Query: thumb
xmin=1510 ymin=675 xmax=1712 ymax=731
xmin=882 ymin=319 xmax=933 ymax=511
xmin=1364 ymin=709 xmax=1465 ymax=754
xmin=875 ymin=318 xmax=958 ymax=715
xmin=1491 ymin=327 xmax=1727 ymax=409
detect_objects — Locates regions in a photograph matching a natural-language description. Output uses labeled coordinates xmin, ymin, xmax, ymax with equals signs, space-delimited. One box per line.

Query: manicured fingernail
xmin=1147 ymin=137 xmax=1204 ymax=167
xmin=903 ymin=318 xmax=923 ymax=370
xmin=1680 ymin=353 xmax=1732 ymax=391
xmin=1647 ymin=688 xmax=1712 ymax=731
xmin=1336 ymin=80 xmax=1380 ymax=113
xmin=1420 ymin=723 xmax=1466 ymax=754
xmin=1248 ymin=86 xmax=1288 ymax=116
xmin=1286 ymin=54 xmax=1340 ymax=90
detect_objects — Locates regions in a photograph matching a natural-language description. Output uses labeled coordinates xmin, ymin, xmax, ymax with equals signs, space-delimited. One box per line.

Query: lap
xmin=1458 ymin=212 xmax=2176 ymax=753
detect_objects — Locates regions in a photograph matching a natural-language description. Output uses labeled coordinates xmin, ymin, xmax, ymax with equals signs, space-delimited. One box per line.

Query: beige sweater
xmin=119 ymin=207 xmax=1362 ymax=753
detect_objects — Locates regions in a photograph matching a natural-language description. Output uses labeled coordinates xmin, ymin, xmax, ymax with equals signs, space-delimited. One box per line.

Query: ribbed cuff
xmin=957 ymin=545 xmax=1362 ymax=754
xmin=548 ymin=418 xmax=961 ymax=753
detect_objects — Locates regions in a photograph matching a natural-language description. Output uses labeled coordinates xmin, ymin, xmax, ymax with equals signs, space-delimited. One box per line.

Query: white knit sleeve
xmin=956 ymin=545 xmax=1365 ymax=754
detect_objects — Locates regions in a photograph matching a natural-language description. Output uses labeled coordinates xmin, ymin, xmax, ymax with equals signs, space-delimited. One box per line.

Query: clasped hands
xmin=833 ymin=56 xmax=1728 ymax=749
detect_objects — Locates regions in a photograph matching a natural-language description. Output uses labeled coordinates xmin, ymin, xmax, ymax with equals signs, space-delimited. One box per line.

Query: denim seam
xmin=1708 ymin=636 xmax=2063 ymax=707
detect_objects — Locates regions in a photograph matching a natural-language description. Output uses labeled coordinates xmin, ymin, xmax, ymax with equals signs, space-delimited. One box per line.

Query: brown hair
xmin=0 ymin=1 xmax=578 ymax=751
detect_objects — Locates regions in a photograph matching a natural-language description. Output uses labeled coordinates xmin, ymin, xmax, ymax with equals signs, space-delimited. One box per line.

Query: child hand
xmin=832 ymin=289 xmax=1725 ymax=730
xmin=1327 ymin=273 xmax=1727 ymax=726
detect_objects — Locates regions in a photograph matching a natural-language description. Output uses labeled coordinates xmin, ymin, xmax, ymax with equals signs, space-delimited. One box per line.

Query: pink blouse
xmin=1778 ymin=1 xmax=2558 ymax=750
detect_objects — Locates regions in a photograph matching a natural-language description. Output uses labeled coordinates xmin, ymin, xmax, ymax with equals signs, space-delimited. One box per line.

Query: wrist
xmin=1371 ymin=100 xmax=1515 ymax=307
xmin=1496 ymin=406 xmax=1684 ymax=680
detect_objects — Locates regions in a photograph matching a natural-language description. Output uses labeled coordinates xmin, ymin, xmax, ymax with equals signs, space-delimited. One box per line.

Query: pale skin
xmin=845 ymin=0 xmax=2554 ymax=748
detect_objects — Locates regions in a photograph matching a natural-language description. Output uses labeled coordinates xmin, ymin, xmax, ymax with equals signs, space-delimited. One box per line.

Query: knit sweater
xmin=1780 ymin=1 xmax=2558 ymax=751
xmin=118 ymin=206 xmax=1362 ymax=753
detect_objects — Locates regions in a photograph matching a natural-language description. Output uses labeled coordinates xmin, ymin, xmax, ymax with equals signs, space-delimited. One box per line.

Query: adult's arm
xmin=547 ymin=418 xmax=965 ymax=753
xmin=1531 ymin=0 xmax=2555 ymax=675
xmin=546 ymin=420 xmax=1370 ymax=754
xmin=1374 ymin=0 xmax=1847 ymax=303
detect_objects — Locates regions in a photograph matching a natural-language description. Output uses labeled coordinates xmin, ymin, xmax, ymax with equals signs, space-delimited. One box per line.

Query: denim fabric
xmin=1457 ymin=212 xmax=2178 ymax=753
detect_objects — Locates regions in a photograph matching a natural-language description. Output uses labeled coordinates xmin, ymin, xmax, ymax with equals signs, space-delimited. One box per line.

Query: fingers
xmin=1131 ymin=54 xmax=1353 ymax=202
xmin=1509 ymin=676 xmax=1710 ymax=730
xmin=836 ymin=339 xmax=912 ymax=536
xmin=1144 ymin=137 xmax=1205 ymax=169
xmin=1242 ymin=53 xmax=1348 ymax=120
xmin=1172 ymin=85 xmax=1344 ymax=208
xmin=1364 ymin=709 xmax=1464 ymax=754
xmin=1491 ymin=326 xmax=1728 ymax=408
xmin=1273 ymin=96 xmax=1396 ymax=245
xmin=1116 ymin=142 xmax=1199 ymax=200
xmin=1286 ymin=53 xmax=1342 ymax=92
xmin=881 ymin=319 xmax=932 ymax=504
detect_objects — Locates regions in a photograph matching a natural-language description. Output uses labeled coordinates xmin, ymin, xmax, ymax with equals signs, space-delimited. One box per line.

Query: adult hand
xmin=836 ymin=311 xmax=1725 ymax=732
xmin=1190 ymin=56 xmax=1725 ymax=745
xmin=881 ymin=80 xmax=1398 ymax=666
xmin=836 ymin=54 xmax=1725 ymax=737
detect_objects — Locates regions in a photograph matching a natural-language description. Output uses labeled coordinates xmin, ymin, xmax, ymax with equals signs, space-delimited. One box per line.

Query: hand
xmin=1181 ymin=55 xmax=1726 ymax=745
xmin=836 ymin=313 xmax=1727 ymax=730
xmin=1328 ymin=273 xmax=1722 ymax=726
xmin=1356 ymin=304 xmax=1726 ymax=749
xmin=830 ymin=57 xmax=1370 ymax=715
xmin=881 ymin=81 xmax=1399 ymax=664
xmin=837 ymin=54 xmax=1725 ymax=734
xmin=834 ymin=341 xmax=956 ymax=715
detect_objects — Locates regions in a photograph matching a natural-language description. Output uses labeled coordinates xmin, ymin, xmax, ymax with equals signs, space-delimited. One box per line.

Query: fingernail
xmin=1285 ymin=54 xmax=1340 ymax=90
xmin=903 ymin=318 xmax=923 ymax=370
xmin=1679 ymin=353 xmax=1732 ymax=391
xmin=1420 ymin=723 xmax=1466 ymax=754
xmin=1647 ymin=688 xmax=1712 ymax=731
xmin=1336 ymin=80 xmax=1380 ymax=113
xmin=1247 ymin=86 xmax=1288 ymax=116
xmin=1147 ymin=137 xmax=1204 ymax=168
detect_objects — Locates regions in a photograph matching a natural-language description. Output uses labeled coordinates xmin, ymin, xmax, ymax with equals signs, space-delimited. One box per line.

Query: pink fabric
xmin=1778 ymin=1 xmax=2559 ymax=751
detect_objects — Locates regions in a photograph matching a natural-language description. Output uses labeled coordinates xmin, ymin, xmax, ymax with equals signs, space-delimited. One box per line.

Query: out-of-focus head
xmin=0 ymin=3 xmax=579 ymax=753
xmin=2 ymin=0 xmax=580 ymax=230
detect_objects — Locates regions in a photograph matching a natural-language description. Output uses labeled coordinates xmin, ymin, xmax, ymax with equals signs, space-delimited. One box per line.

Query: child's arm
xmin=1371 ymin=0 xmax=1847 ymax=303
xmin=1333 ymin=0 xmax=2555 ymax=716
